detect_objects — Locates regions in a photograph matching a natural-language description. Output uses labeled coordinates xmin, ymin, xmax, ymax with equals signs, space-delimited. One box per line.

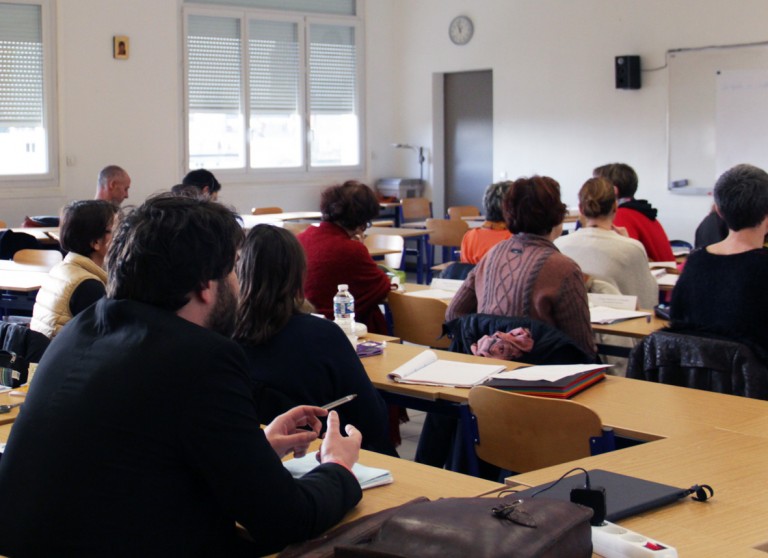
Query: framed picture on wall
xmin=113 ymin=36 xmax=129 ymax=60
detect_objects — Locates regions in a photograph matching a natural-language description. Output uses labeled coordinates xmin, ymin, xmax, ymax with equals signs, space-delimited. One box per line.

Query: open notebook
xmin=283 ymin=451 xmax=393 ymax=490
xmin=387 ymin=350 xmax=506 ymax=388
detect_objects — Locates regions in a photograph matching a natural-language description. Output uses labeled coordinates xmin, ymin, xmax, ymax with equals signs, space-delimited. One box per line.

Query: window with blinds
xmin=184 ymin=4 xmax=361 ymax=174
xmin=0 ymin=1 xmax=51 ymax=176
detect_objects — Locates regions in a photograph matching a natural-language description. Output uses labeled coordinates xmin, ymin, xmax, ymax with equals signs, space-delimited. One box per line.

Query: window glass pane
xmin=309 ymin=24 xmax=358 ymax=167
xmin=185 ymin=0 xmax=356 ymax=16
xmin=187 ymin=15 xmax=245 ymax=170
xmin=0 ymin=2 xmax=47 ymax=175
xmin=248 ymin=20 xmax=301 ymax=168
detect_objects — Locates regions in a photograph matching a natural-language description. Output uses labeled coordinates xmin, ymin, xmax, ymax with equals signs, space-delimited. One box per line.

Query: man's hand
xmin=264 ymin=405 xmax=326 ymax=458
xmin=318 ymin=411 xmax=361 ymax=471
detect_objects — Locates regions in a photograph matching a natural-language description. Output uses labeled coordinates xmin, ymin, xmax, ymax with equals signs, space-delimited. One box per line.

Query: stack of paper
xmin=283 ymin=451 xmax=393 ymax=490
xmin=590 ymin=306 xmax=651 ymax=324
xmin=387 ymin=350 xmax=506 ymax=387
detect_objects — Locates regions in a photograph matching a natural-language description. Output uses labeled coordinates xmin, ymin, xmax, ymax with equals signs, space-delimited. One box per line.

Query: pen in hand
xmin=321 ymin=394 xmax=358 ymax=411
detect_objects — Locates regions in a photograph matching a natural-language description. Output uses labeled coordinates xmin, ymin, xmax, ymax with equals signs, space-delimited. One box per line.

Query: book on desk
xmin=485 ymin=364 xmax=608 ymax=398
xmin=388 ymin=351 xmax=607 ymax=397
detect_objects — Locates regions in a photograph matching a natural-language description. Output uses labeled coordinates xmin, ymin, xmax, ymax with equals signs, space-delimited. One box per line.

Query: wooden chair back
xmin=426 ymin=218 xmax=468 ymax=249
xmin=364 ymin=234 xmax=404 ymax=269
xmin=251 ymin=206 xmax=284 ymax=216
xmin=283 ymin=222 xmax=311 ymax=235
xmin=468 ymin=386 xmax=604 ymax=473
xmin=387 ymin=290 xmax=450 ymax=349
xmin=12 ymin=249 xmax=63 ymax=269
xmin=447 ymin=205 xmax=480 ymax=220
xmin=399 ymin=197 xmax=432 ymax=222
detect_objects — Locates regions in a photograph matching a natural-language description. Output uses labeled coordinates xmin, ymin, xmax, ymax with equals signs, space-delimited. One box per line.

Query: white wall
xmin=3 ymin=0 xmax=768 ymax=243
xmin=374 ymin=0 xmax=768 ymax=242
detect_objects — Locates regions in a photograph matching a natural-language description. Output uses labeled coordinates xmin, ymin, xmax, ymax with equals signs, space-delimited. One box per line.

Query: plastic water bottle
xmin=333 ymin=284 xmax=356 ymax=334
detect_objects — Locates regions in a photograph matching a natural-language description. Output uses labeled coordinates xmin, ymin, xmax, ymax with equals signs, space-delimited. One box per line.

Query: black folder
xmin=512 ymin=469 xmax=689 ymax=521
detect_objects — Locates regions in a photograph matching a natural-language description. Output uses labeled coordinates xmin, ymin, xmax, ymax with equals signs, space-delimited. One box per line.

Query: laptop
xmin=511 ymin=469 xmax=690 ymax=521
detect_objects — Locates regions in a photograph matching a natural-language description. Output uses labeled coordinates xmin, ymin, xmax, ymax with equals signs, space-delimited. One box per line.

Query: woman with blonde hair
xmin=555 ymin=177 xmax=657 ymax=309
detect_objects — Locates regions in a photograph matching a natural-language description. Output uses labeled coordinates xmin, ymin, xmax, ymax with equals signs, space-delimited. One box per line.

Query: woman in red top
xmin=298 ymin=181 xmax=392 ymax=334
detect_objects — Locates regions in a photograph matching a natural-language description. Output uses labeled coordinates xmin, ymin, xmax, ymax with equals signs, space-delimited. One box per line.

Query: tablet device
xmin=512 ymin=469 xmax=689 ymax=521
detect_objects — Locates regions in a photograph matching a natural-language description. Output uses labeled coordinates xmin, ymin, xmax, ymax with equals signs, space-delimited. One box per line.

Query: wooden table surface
xmin=0 ymin=269 xmax=48 ymax=291
xmin=507 ymin=428 xmax=768 ymax=557
xmin=9 ymin=227 xmax=59 ymax=245
xmin=591 ymin=312 xmax=668 ymax=338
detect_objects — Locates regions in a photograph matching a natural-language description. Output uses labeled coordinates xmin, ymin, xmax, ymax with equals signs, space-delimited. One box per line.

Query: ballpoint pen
xmin=321 ymin=394 xmax=358 ymax=411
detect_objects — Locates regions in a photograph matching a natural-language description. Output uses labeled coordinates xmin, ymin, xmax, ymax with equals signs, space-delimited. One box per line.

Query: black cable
xmin=497 ymin=467 xmax=591 ymax=499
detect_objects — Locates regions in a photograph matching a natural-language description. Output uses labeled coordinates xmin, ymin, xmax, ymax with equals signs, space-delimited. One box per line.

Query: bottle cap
xmin=337 ymin=284 xmax=348 ymax=291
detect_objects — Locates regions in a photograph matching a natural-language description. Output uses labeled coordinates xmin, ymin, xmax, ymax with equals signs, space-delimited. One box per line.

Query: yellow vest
xmin=31 ymin=253 xmax=107 ymax=338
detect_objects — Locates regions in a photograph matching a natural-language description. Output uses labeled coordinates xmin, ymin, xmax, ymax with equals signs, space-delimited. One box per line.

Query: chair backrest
xmin=13 ymin=249 xmax=63 ymax=269
xmin=444 ymin=313 xmax=596 ymax=365
xmin=364 ymin=233 xmax=404 ymax=269
xmin=283 ymin=222 xmax=311 ymax=236
xmin=251 ymin=206 xmax=284 ymax=216
xmin=468 ymin=386 xmax=604 ymax=473
xmin=0 ymin=230 xmax=40 ymax=260
xmin=400 ymin=197 xmax=432 ymax=222
xmin=425 ymin=218 xmax=469 ymax=249
xmin=627 ymin=330 xmax=768 ymax=399
xmin=387 ymin=290 xmax=450 ymax=349
xmin=447 ymin=205 xmax=480 ymax=220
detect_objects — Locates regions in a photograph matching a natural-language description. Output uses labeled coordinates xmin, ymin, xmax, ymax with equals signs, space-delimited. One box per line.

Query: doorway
xmin=443 ymin=70 xmax=493 ymax=212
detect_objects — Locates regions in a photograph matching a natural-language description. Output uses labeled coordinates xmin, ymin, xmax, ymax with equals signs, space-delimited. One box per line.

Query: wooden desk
xmin=591 ymin=313 xmax=667 ymax=339
xmin=0 ymin=269 xmax=47 ymax=292
xmin=9 ymin=227 xmax=59 ymax=245
xmin=239 ymin=212 xmax=322 ymax=229
xmin=507 ymin=429 xmax=768 ymax=557
xmin=338 ymin=448 xmax=506 ymax=527
xmin=0 ymin=392 xmax=24 ymax=426
xmin=0 ymin=261 xmax=51 ymax=274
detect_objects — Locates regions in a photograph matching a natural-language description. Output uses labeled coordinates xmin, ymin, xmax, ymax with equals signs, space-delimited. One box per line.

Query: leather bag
xmin=280 ymin=496 xmax=593 ymax=558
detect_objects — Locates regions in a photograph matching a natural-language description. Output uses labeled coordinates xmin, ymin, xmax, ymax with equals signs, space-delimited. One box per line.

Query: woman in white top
xmin=555 ymin=177 xmax=658 ymax=309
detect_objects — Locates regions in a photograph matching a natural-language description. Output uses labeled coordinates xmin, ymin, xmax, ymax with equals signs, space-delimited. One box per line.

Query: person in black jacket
xmin=0 ymin=195 xmax=362 ymax=557
xmin=234 ymin=224 xmax=396 ymax=456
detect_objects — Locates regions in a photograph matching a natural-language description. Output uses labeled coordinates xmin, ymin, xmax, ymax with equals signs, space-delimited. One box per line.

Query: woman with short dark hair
xmin=298 ymin=181 xmax=392 ymax=333
xmin=671 ymin=164 xmax=768 ymax=359
xmin=31 ymin=200 xmax=118 ymax=337
xmin=459 ymin=181 xmax=512 ymax=264
xmin=446 ymin=176 xmax=595 ymax=356
xmin=234 ymin=225 xmax=395 ymax=455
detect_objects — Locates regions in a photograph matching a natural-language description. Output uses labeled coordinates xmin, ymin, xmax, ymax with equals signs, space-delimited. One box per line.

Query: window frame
xmin=0 ymin=0 xmax=59 ymax=196
xmin=182 ymin=3 xmax=366 ymax=183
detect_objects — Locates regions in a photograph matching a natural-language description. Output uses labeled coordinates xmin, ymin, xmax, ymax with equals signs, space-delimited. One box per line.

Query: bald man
xmin=95 ymin=165 xmax=131 ymax=205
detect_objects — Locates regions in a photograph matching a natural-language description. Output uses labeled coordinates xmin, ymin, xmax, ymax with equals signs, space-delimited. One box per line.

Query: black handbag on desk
xmin=280 ymin=496 xmax=593 ymax=558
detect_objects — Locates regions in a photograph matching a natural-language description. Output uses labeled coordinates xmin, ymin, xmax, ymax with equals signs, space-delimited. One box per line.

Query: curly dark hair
xmin=107 ymin=193 xmax=243 ymax=311
xmin=502 ymin=176 xmax=567 ymax=235
xmin=320 ymin=181 xmax=380 ymax=231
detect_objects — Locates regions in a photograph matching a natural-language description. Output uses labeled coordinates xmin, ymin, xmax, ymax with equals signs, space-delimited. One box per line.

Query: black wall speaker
xmin=615 ymin=55 xmax=641 ymax=89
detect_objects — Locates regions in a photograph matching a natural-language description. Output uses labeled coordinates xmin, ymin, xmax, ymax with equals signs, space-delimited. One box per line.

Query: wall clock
xmin=449 ymin=15 xmax=474 ymax=46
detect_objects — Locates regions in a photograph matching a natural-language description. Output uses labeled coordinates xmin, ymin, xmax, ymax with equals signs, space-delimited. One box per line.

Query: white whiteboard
xmin=668 ymin=44 xmax=768 ymax=195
